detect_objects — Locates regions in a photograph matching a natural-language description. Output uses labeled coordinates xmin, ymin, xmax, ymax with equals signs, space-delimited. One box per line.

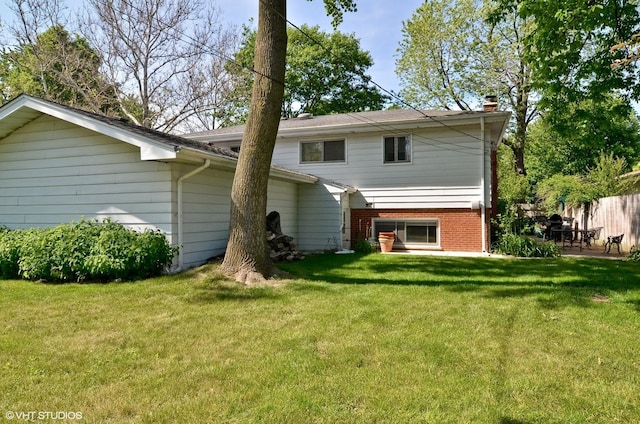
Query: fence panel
xmin=567 ymin=193 xmax=640 ymax=251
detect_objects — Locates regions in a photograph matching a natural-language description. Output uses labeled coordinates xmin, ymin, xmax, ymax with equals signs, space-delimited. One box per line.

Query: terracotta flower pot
xmin=378 ymin=232 xmax=395 ymax=253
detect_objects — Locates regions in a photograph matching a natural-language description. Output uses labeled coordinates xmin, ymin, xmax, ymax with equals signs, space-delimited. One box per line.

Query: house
xmin=185 ymin=106 xmax=510 ymax=253
xmin=0 ymin=94 xmax=323 ymax=270
xmin=0 ymin=95 xmax=509 ymax=272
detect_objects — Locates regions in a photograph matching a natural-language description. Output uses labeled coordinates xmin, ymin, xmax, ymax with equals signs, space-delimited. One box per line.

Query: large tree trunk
xmin=219 ymin=0 xmax=287 ymax=284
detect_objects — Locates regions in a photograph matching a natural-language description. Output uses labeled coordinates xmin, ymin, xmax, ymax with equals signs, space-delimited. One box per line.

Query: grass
xmin=1 ymin=253 xmax=639 ymax=423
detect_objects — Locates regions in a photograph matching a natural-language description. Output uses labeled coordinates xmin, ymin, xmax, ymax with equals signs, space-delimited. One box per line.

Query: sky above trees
xmin=0 ymin=0 xmax=424 ymax=96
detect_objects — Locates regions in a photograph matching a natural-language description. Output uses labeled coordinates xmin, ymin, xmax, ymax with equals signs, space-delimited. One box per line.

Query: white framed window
xmin=374 ymin=219 xmax=439 ymax=248
xmin=300 ymin=139 xmax=346 ymax=163
xmin=383 ymin=135 xmax=411 ymax=163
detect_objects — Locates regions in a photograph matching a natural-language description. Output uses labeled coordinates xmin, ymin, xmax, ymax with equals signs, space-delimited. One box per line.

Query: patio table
xmin=550 ymin=227 xmax=602 ymax=251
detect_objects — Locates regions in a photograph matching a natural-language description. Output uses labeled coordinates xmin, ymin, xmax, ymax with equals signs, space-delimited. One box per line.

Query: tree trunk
xmin=219 ymin=0 xmax=287 ymax=284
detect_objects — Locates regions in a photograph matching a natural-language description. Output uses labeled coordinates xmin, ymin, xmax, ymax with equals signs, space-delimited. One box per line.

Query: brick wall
xmin=351 ymin=208 xmax=488 ymax=252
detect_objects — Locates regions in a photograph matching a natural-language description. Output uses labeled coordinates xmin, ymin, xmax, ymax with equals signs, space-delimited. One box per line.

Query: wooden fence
xmin=567 ymin=193 xmax=640 ymax=252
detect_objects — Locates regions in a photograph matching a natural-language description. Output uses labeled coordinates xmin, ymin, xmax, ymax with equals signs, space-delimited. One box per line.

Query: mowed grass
xmin=1 ymin=253 xmax=640 ymax=423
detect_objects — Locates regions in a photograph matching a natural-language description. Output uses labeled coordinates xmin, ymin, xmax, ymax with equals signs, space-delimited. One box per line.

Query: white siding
xmin=177 ymin=165 xmax=233 ymax=268
xmin=177 ymin=166 xmax=301 ymax=269
xmin=267 ymin=179 xmax=298 ymax=239
xmin=352 ymin=187 xmax=482 ymax=209
xmin=271 ymin=125 xmax=483 ymax=191
xmin=0 ymin=115 xmax=173 ymax=233
xmin=297 ymin=183 xmax=343 ymax=251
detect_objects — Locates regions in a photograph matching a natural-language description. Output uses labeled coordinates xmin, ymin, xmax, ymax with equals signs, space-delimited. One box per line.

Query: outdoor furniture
xmin=546 ymin=214 xmax=563 ymax=241
xmin=604 ymin=234 xmax=624 ymax=254
xmin=582 ymin=227 xmax=602 ymax=249
xmin=550 ymin=227 xmax=603 ymax=251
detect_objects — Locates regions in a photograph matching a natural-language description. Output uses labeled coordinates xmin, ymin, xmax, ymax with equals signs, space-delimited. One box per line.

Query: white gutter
xmin=480 ymin=117 xmax=487 ymax=253
xmin=176 ymin=159 xmax=211 ymax=271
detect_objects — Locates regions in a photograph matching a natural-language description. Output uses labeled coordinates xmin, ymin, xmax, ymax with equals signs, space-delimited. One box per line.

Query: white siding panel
xmin=267 ymin=179 xmax=298 ymax=238
xmin=353 ymin=187 xmax=482 ymax=209
xmin=271 ymin=125 xmax=483 ymax=189
xmin=0 ymin=115 xmax=174 ymax=235
xmin=296 ymin=183 xmax=343 ymax=251
xmin=179 ymin=166 xmax=234 ymax=269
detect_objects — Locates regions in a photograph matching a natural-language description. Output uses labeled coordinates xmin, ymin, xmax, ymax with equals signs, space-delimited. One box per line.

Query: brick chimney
xmin=482 ymin=95 xmax=498 ymax=112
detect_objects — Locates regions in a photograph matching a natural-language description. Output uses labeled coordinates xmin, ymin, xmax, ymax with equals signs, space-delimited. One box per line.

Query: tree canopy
xmin=0 ymin=24 xmax=116 ymax=112
xmin=227 ymin=23 xmax=386 ymax=122
xmin=397 ymin=0 xmax=538 ymax=175
xmin=493 ymin=0 xmax=640 ymax=111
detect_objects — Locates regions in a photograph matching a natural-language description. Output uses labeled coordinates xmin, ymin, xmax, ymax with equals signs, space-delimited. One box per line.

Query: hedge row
xmin=0 ymin=219 xmax=178 ymax=282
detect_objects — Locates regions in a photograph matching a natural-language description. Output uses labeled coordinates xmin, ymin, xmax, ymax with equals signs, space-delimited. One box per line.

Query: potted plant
xmin=378 ymin=231 xmax=395 ymax=252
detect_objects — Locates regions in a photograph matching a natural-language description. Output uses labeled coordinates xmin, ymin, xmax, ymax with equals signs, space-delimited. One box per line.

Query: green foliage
xmin=1 ymin=220 xmax=177 ymax=282
xmin=537 ymin=153 xmax=633 ymax=211
xmin=1 ymin=24 xmax=117 ymax=112
xmin=0 ymin=227 xmax=23 ymax=279
xmin=498 ymin=144 xmax=532 ymax=204
xmin=526 ymin=98 xmax=640 ymax=185
xmin=627 ymin=246 xmax=640 ymax=261
xmin=226 ymin=24 xmax=387 ymax=122
xmin=493 ymin=0 xmax=640 ymax=114
xmin=397 ymin=0 xmax=488 ymax=110
xmin=494 ymin=233 xmax=561 ymax=257
xmin=353 ymin=238 xmax=374 ymax=254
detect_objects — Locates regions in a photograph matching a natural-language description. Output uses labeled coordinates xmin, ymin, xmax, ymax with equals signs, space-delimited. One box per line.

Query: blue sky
xmin=223 ymin=0 xmax=425 ymax=94
xmin=0 ymin=0 xmax=424 ymax=94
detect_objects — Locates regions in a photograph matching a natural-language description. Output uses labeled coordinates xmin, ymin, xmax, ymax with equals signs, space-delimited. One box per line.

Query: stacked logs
xmin=266 ymin=210 xmax=304 ymax=262
xmin=267 ymin=232 xmax=305 ymax=262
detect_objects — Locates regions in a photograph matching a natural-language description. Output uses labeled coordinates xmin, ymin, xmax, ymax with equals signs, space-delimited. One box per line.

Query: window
xmin=374 ymin=219 xmax=438 ymax=247
xmin=384 ymin=135 xmax=411 ymax=163
xmin=301 ymin=140 xmax=345 ymax=163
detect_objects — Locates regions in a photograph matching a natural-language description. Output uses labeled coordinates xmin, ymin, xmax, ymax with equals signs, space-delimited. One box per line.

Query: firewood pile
xmin=267 ymin=232 xmax=305 ymax=262
xmin=266 ymin=210 xmax=304 ymax=262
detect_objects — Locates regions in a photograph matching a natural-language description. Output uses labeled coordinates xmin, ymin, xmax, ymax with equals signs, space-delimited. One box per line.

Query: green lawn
xmin=1 ymin=253 xmax=639 ymax=423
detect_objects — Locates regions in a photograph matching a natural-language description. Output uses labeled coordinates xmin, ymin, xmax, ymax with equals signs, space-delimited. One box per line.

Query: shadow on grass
xmin=188 ymin=282 xmax=284 ymax=304
xmin=278 ymin=253 xmax=640 ymax=308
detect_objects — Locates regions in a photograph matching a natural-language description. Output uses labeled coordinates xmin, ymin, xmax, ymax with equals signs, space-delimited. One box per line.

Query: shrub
xmin=2 ymin=219 xmax=178 ymax=282
xmin=0 ymin=227 xmax=24 ymax=279
xmin=354 ymin=238 xmax=375 ymax=254
xmin=628 ymin=246 xmax=640 ymax=262
xmin=494 ymin=233 xmax=561 ymax=258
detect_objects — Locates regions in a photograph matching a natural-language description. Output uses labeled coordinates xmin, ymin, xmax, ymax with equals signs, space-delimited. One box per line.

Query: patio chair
xmin=582 ymin=227 xmax=602 ymax=249
xmin=604 ymin=234 xmax=624 ymax=254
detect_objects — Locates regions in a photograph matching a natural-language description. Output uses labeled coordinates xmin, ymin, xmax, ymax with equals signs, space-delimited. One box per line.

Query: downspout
xmin=176 ymin=159 xmax=211 ymax=271
xmin=480 ymin=117 xmax=487 ymax=253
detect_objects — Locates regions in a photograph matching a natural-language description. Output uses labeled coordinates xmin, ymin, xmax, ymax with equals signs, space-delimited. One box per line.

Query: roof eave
xmin=0 ymin=95 xmax=177 ymax=160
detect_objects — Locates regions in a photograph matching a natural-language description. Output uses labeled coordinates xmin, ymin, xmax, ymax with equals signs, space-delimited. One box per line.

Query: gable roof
xmin=0 ymin=94 xmax=239 ymax=161
xmin=0 ymin=94 xmax=318 ymax=184
xmin=185 ymin=108 xmax=512 ymax=144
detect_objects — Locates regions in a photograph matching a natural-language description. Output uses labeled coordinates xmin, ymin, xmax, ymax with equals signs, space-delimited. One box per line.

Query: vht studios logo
xmin=5 ymin=411 xmax=83 ymax=420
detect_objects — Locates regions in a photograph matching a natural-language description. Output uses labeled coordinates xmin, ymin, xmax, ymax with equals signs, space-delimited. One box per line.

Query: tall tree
xmin=84 ymin=0 xmax=237 ymax=132
xmin=0 ymin=0 xmax=115 ymax=111
xmin=218 ymin=0 xmax=288 ymax=283
xmin=493 ymin=0 xmax=640 ymax=117
xmin=226 ymin=23 xmax=386 ymax=122
xmin=219 ymin=0 xmax=357 ymax=284
xmin=397 ymin=0 xmax=538 ymax=175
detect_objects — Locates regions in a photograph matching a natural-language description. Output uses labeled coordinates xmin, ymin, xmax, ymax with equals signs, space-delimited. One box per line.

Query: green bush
xmin=0 ymin=227 xmax=24 ymax=279
xmin=1 ymin=219 xmax=178 ymax=282
xmin=494 ymin=233 xmax=561 ymax=258
xmin=628 ymin=246 xmax=640 ymax=262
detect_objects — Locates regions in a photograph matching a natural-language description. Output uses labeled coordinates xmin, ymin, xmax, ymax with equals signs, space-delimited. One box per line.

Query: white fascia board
xmin=7 ymin=96 xmax=177 ymax=160
xmin=178 ymin=146 xmax=318 ymax=184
